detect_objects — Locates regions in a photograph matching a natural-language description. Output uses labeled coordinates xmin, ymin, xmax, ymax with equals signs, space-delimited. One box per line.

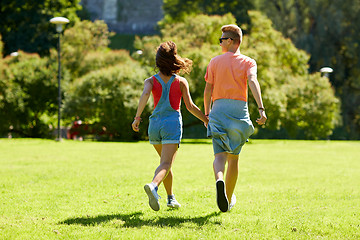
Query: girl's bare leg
xmin=152 ymin=144 xmax=178 ymax=187
xmin=153 ymin=144 xmax=174 ymax=195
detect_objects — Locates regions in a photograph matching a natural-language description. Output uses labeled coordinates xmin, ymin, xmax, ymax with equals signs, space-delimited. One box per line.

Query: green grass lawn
xmin=0 ymin=139 xmax=359 ymax=239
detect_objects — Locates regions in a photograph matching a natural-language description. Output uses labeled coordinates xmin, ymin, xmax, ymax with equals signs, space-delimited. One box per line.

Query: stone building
xmin=80 ymin=0 xmax=164 ymax=34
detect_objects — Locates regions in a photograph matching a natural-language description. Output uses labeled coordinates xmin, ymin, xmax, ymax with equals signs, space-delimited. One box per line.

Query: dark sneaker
xmin=216 ymin=179 xmax=229 ymax=212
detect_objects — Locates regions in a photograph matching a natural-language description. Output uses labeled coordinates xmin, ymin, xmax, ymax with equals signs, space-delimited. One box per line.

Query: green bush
xmin=0 ymin=51 xmax=68 ymax=137
xmin=77 ymin=49 xmax=133 ymax=77
xmin=63 ymin=60 xmax=149 ymax=140
xmin=244 ymin=11 xmax=340 ymax=139
xmin=55 ymin=20 xmax=114 ymax=78
xmin=0 ymin=35 xmax=3 ymax=56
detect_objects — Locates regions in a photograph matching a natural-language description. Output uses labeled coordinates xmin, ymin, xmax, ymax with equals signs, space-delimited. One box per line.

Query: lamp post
xmin=50 ymin=17 xmax=69 ymax=141
xmin=10 ymin=52 xmax=19 ymax=57
xmin=320 ymin=67 xmax=333 ymax=78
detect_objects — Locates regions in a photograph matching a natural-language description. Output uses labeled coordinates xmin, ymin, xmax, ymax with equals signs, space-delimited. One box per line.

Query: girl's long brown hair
xmin=156 ymin=41 xmax=192 ymax=76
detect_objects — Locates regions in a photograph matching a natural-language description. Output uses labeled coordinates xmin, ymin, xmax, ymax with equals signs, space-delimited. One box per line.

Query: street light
xmin=50 ymin=17 xmax=69 ymax=141
xmin=320 ymin=67 xmax=333 ymax=78
xmin=10 ymin=52 xmax=19 ymax=57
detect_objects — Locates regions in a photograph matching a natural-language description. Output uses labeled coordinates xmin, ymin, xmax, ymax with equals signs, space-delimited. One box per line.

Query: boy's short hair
xmin=221 ymin=24 xmax=242 ymax=45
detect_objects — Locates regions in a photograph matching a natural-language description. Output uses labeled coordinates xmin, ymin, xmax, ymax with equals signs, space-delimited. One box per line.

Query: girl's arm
xmin=132 ymin=77 xmax=153 ymax=132
xmin=180 ymin=77 xmax=208 ymax=125
xmin=203 ymin=82 xmax=213 ymax=116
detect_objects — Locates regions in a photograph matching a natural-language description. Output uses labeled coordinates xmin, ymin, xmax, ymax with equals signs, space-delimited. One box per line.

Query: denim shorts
xmin=207 ymin=99 xmax=254 ymax=155
xmin=148 ymin=116 xmax=182 ymax=145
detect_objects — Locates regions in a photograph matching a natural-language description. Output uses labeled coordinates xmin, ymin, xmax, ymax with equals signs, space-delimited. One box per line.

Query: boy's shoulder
xmin=209 ymin=53 xmax=227 ymax=66
xmin=210 ymin=53 xmax=256 ymax=66
xmin=233 ymin=52 xmax=254 ymax=60
xmin=211 ymin=53 xmax=228 ymax=61
xmin=235 ymin=54 xmax=257 ymax=66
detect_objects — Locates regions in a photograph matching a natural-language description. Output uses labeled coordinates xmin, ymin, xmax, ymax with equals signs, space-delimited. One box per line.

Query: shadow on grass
xmin=60 ymin=211 xmax=221 ymax=228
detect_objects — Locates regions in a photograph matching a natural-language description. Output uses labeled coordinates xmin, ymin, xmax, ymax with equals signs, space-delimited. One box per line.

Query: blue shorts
xmin=148 ymin=116 xmax=182 ymax=145
xmin=207 ymin=99 xmax=254 ymax=155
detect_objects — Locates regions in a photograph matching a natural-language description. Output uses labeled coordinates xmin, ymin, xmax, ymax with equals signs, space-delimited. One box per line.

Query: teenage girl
xmin=132 ymin=41 xmax=208 ymax=211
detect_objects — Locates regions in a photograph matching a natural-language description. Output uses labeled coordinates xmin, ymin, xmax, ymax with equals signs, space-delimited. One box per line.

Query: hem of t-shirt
xmin=213 ymin=97 xmax=247 ymax=102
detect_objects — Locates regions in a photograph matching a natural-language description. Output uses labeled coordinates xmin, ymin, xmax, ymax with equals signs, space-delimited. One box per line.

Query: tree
xmin=256 ymin=0 xmax=360 ymax=139
xmin=0 ymin=19 xmax=134 ymax=139
xmin=162 ymin=0 xmax=254 ymax=27
xmin=62 ymin=58 xmax=149 ymax=140
xmin=0 ymin=52 xmax=64 ymax=137
xmin=55 ymin=20 xmax=114 ymax=78
xmin=242 ymin=11 xmax=340 ymax=139
xmin=0 ymin=0 xmax=81 ymax=56
xmin=56 ymin=19 xmax=149 ymax=140
xmin=0 ymin=35 xmax=3 ymax=56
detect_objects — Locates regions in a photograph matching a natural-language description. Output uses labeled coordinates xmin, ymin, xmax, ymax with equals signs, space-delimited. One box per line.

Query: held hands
xmin=204 ymin=119 xmax=209 ymax=128
xmin=132 ymin=117 xmax=142 ymax=132
xmin=204 ymin=115 xmax=209 ymax=128
xmin=256 ymin=109 xmax=267 ymax=126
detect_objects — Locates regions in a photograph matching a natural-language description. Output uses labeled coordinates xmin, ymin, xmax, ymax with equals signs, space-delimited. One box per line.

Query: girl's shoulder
xmin=144 ymin=76 xmax=154 ymax=85
xmin=176 ymin=75 xmax=188 ymax=86
xmin=175 ymin=75 xmax=187 ymax=83
xmin=176 ymin=76 xmax=190 ymax=92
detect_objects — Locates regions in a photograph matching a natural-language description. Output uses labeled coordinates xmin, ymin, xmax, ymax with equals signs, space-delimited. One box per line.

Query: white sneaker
xmin=229 ymin=194 xmax=236 ymax=211
xmin=144 ymin=183 xmax=161 ymax=211
xmin=167 ymin=196 xmax=181 ymax=208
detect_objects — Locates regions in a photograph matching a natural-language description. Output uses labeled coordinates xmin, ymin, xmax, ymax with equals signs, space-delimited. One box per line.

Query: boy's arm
xmin=180 ymin=78 xmax=208 ymax=124
xmin=132 ymin=78 xmax=152 ymax=132
xmin=248 ymin=74 xmax=267 ymax=125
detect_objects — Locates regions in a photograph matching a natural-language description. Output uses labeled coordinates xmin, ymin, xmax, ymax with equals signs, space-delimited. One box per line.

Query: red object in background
xmin=68 ymin=120 xmax=83 ymax=140
xmin=67 ymin=120 xmax=112 ymax=140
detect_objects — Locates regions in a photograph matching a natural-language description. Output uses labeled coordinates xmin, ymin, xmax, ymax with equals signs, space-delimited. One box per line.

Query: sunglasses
xmin=219 ymin=37 xmax=233 ymax=43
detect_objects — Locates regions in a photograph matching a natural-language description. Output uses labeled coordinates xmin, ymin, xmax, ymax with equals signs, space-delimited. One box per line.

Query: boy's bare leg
xmin=213 ymin=152 xmax=228 ymax=180
xmin=225 ymin=154 xmax=239 ymax=203
xmin=213 ymin=152 xmax=229 ymax=212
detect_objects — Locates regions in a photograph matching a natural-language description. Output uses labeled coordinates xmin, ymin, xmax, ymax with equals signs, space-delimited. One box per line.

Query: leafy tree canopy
xmin=162 ymin=0 xmax=254 ymax=27
xmin=0 ymin=0 xmax=81 ymax=56
xmin=0 ymin=51 xmax=63 ymax=137
xmin=63 ymin=58 xmax=149 ymax=140
xmin=53 ymin=20 xmax=114 ymax=78
xmin=257 ymin=0 xmax=360 ymax=139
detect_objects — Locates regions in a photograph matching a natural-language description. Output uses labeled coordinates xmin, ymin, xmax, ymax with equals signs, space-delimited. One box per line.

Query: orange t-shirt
xmin=204 ymin=52 xmax=257 ymax=102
